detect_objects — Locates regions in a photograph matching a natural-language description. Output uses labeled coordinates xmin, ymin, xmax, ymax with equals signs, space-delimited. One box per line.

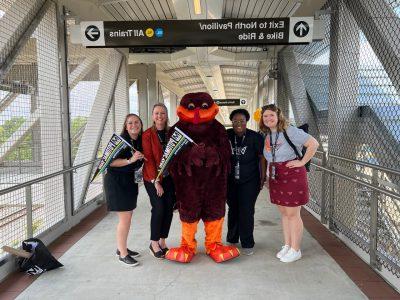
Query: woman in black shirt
xmin=226 ymin=109 xmax=264 ymax=255
xmin=104 ymin=114 xmax=145 ymax=266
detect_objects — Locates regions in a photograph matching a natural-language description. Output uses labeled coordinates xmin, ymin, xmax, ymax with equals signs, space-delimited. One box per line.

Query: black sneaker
xmin=149 ymin=243 xmax=164 ymax=259
xmin=116 ymin=249 xmax=140 ymax=258
xmin=119 ymin=255 xmax=139 ymax=267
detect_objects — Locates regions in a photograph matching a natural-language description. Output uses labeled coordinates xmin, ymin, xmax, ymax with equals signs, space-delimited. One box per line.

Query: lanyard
xmin=269 ymin=132 xmax=280 ymax=163
xmin=234 ymin=134 xmax=245 ymax=160
xmin=156 ymin=130 xmax=166 ymax=151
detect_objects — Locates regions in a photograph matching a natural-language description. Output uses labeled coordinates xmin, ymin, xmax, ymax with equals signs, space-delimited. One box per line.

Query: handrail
xmin=0 ymin=159 xmax=100 ymax=196
xmin=315 ymin=150 xmax=400 ymax=176
xmin=311 ymin=163 xmax=400 ymax=201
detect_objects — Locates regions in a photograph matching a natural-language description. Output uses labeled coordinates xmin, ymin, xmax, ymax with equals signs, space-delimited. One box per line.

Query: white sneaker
xmin=276 ymin=245 xmax=290 ymax=259
xmin=280 ymin=248 xmax=302 ymax=263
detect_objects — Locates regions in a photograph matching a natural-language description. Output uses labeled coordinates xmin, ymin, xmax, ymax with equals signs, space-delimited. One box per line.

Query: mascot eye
xmin=187 ymin=103 xmax=195 ymax=110
xmin=201 ymin=102 xmax=209 ymax=109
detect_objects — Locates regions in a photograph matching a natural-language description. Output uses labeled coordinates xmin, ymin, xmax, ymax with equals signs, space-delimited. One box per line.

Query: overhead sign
xmin=214 ymin=99 xmax=247 ymax=106
xmin=80 ymin=17 xmax=314 ymax=47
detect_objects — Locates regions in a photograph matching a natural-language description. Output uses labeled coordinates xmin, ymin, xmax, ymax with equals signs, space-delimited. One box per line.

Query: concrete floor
xmin=17 ymin=187 xmax=367 ymax=300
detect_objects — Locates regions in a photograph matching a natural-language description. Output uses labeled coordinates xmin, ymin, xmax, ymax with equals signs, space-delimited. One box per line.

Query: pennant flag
xmin=91 ymin=133 xmax=134 ymax=182
xmin=156 ymin=127 xmax=195 ymax=182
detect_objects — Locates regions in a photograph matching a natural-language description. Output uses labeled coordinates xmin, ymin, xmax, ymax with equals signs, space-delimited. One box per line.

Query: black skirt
xmin=104 ymin=170 xmax=138 ymax=211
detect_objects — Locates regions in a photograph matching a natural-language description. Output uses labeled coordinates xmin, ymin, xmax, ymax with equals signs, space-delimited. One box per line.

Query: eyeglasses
xmin=232 ymin=120 xmax=246 ymax=125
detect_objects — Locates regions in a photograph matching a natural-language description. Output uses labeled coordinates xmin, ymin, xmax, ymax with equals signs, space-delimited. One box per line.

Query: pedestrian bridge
xmin=0 ymin=0 xmax=399 ymax=298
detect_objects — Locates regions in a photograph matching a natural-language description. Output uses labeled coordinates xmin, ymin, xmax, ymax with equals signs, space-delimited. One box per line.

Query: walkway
xmin=15 ymin=187 xmax=366 ymax=299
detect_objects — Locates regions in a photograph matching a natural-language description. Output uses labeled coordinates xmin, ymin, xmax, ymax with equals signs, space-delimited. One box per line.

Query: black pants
xmin=144 ymin=176 xmax=176 ymax=241
xmin=226 ymin=178 xmax=260 ymax=248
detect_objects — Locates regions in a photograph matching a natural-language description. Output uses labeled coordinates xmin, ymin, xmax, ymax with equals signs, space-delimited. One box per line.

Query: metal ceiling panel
xmin=223 ymin=0 xmax=300 ymax=18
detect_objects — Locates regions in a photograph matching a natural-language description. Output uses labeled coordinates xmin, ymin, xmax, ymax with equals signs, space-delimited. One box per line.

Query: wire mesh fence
xmin=0 ymin=0 xmax=127 ymax=263
xmin=289 ymin=0 xmax=400 ymax=280
xmin=66 ymin=18 xmax=125 ymax=211
xmin=0 ymin=0 xmax=65 ymax=260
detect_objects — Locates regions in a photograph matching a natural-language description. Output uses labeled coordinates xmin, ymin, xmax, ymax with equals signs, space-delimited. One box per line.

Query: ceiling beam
xmin=223 ymin=74 xmax=257 ymax=81
xmin=209 ymin=49 xmax=273 ymax=61
xmin=180 ymin=82 xmax=206 ymax=88
xmin=156 ymin=66 xmax=185 ymax=98
xmin=163 ymin=66 xmax=196 ymax=74
xmin=174 ymin=75 xmax=202 ymax=82
xmin=220 ymin=65 xmax=258 ymax=73
xmin=224 ymin=81 xmax=254 ymax=86
xmin=97 ymin=0 xmax=126 ymax=6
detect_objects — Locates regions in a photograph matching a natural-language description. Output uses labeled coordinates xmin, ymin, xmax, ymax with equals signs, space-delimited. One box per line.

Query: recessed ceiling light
xmin=193 ymin=0 xmax=202 ymax=15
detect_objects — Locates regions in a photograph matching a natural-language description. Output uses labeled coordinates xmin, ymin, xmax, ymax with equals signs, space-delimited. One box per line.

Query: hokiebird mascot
xmin=166 ymin=92 xmax=240 ymax=263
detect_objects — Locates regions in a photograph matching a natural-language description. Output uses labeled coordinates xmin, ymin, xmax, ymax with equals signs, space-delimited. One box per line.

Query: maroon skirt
xmin=268 ymin=161 xmax=309 ymax=207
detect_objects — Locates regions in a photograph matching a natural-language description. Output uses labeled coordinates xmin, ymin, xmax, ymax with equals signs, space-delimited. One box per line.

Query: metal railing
xmin=0 ymin=159 xmax=101 ymax=267
xmin=309 ymin=150 xmax=400 ymax=280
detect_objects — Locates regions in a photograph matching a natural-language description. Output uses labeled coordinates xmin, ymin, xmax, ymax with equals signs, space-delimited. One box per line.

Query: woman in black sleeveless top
xmin=104 ymin=114 xmax=145 ymax=266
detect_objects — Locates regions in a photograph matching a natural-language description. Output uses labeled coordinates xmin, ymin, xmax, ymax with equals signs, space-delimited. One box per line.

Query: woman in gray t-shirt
xmin=260 ymin=104 xmax=319 ymax=263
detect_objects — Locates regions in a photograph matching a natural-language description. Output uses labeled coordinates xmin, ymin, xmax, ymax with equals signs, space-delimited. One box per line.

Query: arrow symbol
xmin=296 ymin=23 xmax=307 ymax=36
xmin=87 ymin=28 xmax=99 ymax=39
xmin=293 ymin=21 xmax=309 ymax=38
xmin=85 ymin=25 xmax=101 ymax=42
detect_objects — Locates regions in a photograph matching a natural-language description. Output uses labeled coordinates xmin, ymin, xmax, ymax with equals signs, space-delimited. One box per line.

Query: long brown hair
xmin=151 ymin=103 xmax=170 ymax=131
xmin=121 ymin=113 xmax=143 ymax=136
xmin=259 ymin=104 xmax=289 ymax=134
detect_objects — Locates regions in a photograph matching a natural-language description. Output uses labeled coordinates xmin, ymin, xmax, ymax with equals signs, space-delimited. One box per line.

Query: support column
xmin=276 ymin=74 xmax=289 ymax=119
xmin=128 ymin=63 xmax=157 ymax=129
xmin=278 ymin=48 xmax=320 ymax=138
xmin=113 ymin=57 xmax=129 ymax=131
xmin=73 ymin=52 xmax=122 ymax=207
xmin=327 ymin=0 xmax=360 ymax=231
xmin=147 ymin=64 xmax=157 ymax=127
xmin=267 ymin=78 xmax=276 ymax=104
xmin=328 ymin=0 xmax=360 ymax=157
xmin=169 ymin=92 xmax=178 ymax=125
xmin=36 ymin=2 xmax=64 ymax=224
xmin=345 ymin=0 xmax=400 ymax=95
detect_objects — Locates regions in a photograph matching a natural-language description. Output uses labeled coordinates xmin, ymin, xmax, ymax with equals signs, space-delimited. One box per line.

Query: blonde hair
xmin=151 ymin=103 xmax=169 ymax=130
xmin=259 ymin=104 xmax=289 ymax=134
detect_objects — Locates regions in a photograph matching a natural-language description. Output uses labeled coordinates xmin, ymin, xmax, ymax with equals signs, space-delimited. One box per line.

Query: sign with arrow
xmin=288 ymin=17 xmax=313 ymax=43
xmin=85 ymin=25 xmax=100 ymax=41
xmin=214 ymin=99 xmax=247 ymax=106
xmin=81 ymin=21 xmax=105 ymax=47
xmin=79 ymin=17 xmax=314 ymax=47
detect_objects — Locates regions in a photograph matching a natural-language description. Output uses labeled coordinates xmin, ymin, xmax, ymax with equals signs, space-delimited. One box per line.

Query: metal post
xmin=25 ymin=186 xmax=33 ymax=238
xmin=369 ymin=168 xmax=381 ymax=270
xmin=328 ymin=159 xmax=337 ymax=232
xmin=320 ymin=152 xmax=328 ymax=224
xmin=56 ymin=4 xmax=73 ymax=223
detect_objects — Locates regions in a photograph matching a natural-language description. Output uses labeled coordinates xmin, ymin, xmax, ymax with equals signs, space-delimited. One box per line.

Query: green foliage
xmin=71 ymin=116 xmax=87 ymax=159
xmin=0 ymin=116 xmax=25 ymax=143
xmin=32 ymin=219 xmax=43 ymax=235
xmin=0 ymin=117 xmax=33 ymax=161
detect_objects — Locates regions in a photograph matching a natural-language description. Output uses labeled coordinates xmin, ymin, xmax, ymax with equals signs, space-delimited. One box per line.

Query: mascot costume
xmin=165 ymin=92 xmax=240 ymax=263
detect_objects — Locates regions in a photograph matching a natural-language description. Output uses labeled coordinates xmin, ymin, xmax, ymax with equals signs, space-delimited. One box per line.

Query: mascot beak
xmin=193 ymin=107 xmax=201 ymax=124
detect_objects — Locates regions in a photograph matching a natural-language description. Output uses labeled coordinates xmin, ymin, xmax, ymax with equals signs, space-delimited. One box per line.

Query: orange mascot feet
xmin=207 ymin=243 xmax=240 ymax=263
xmin=204 ymin=218 xmax=240 ymax=263
xmin=165 ymin=221 xmax=198 ymax=263
xmin=165 ymin=246 xmax=194 ymax=263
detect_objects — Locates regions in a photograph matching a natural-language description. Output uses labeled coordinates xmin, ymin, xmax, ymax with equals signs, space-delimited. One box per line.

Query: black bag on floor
xmin=18 ymin=238 xmax=63 ymax=275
